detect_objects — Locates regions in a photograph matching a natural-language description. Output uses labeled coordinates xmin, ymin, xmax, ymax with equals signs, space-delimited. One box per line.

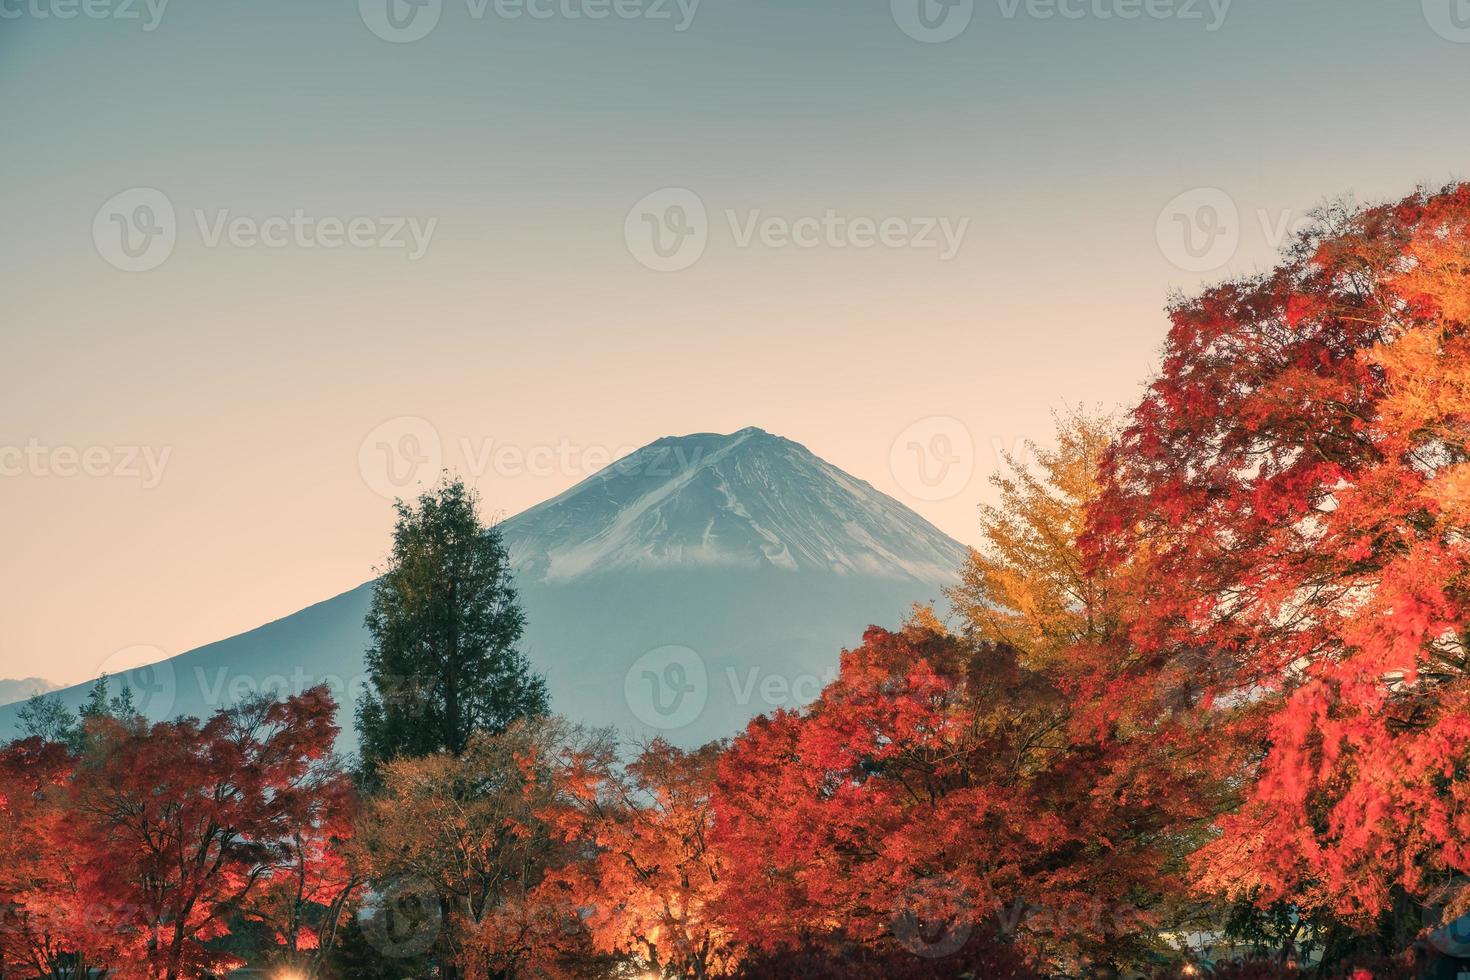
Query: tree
xmin=357 ymin=717 xmax=599 ymax=979
xmin=0 ymin=737 xmax=105 ymax=980
xmin=712 ymin=619 xmax=1174 ymax=973
xmin=60 ymin=686 xmax=346 ymax=979
xmin=357 ymin=475 xmax=548 ymax=767
xmin=17 ymin=673 xmax=141 ymax=752
xmin=533 ymin=738 xmax=739 ymax=979
xmin=948 ymin=407 xmax=1119 ymax=672
xmin=326 ymin=904 xmax=436 ymax=980
xmin=944 ymin=410 xmax=1223 ymax=964
xmin=238 ymin=759 xmax=361 ymax=977
xmin=0 ymin=687 xmax=354 ymax=980
xmin=16 ymin=693 xmax=78 ymax=745
xmin=1085 ymin=183 xmax=1470 ymax=935
xmin=2 ymin=687 xmax=354 ymax=975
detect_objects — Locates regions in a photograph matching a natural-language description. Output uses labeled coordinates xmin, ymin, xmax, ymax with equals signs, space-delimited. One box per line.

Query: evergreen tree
xmin=16 ymin=674 xmax=141 ymax=751
xmin=79 ymin=674 xmax=138 ymax=725
xmin=16 ymin=691 xmax=75 ymax=744
xmin=356 ymin=476 xmax=547 ymax=767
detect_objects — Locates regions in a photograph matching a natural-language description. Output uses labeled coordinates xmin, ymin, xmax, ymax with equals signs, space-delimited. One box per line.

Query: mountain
xmin=509 ymin=428 xmax=962 ymax=582
xmin=0 ymin=429 xmax=968 ymax=748
xmin=0 ymin=677 xmax=60 ymax=707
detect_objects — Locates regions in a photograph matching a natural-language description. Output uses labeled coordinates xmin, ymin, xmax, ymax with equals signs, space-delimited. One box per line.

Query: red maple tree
xmin=1085 ymin=184 xmax=1470 ymax=925
xmin=713 ymin=620 xmax=1175 ymax=970
xmin=0 ymin=737 xmax=115 ymax=980
xmin=0 ymin=686 xmax=350 ymax=979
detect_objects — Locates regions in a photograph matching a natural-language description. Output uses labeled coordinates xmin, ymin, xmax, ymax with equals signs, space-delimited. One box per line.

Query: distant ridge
xmin=0 ymin=677 xmax=60 ymax=707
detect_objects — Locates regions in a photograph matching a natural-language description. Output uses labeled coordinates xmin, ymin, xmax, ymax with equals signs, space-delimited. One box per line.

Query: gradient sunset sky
xmin=3 ymin=0 xmax=1468 ymax=684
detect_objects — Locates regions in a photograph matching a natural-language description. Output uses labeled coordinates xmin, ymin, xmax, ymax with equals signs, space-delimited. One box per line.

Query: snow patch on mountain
xmin=504 ymin=427 xmax=966 ymax=584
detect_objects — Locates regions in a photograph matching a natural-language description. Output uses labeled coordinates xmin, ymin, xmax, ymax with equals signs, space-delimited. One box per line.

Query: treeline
xmin=8 ymin=182 xmax=1470 ymax=979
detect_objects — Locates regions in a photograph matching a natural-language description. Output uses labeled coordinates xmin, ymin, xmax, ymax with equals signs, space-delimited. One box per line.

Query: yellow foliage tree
xmin=947 ymin=408 xmax=1117 ymax=672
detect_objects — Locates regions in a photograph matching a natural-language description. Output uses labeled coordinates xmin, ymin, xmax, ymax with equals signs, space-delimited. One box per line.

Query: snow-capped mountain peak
xmin=503 ymin=428 xmax=966 ymax=584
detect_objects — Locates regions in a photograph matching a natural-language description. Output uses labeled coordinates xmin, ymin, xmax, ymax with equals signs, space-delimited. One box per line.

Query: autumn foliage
xmin=1085 ymin=184 xmax=1470 ymax=932
xmin=533 ymin=738 xmax=737 ymax=979
xmin=0 ymin=687 xmax=356 ymax=980
xmin=713 ymin=182 xmax=1470 ymax=973
xmin=714 ymin=619 xmax=1180 ymax=972
xmin=9 ymin=183 xmax=1470 ymax=978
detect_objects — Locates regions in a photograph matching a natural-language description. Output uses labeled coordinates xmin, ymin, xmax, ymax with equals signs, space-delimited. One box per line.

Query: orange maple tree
xmin=531 ymin=738 xmax=737 ymax=979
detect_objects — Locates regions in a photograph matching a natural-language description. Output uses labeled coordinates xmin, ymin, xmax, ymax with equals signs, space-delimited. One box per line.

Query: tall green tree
xmin=357 ymin=476 xmax=548 ymax=767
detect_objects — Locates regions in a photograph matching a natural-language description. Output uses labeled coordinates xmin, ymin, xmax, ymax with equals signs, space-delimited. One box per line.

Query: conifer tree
xmin=357 ymin=476 xmax=547 ymax=767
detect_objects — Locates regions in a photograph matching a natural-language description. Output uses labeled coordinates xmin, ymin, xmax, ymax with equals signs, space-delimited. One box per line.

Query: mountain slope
xmin=508 ymin=427 xmax=965 ymax=582
xmin=0 ymin=429 xmax=967 ymax=747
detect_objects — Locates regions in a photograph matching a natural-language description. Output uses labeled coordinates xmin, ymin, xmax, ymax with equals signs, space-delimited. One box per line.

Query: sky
xmin=3 ymin=0 xmax=1469 ymax=684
